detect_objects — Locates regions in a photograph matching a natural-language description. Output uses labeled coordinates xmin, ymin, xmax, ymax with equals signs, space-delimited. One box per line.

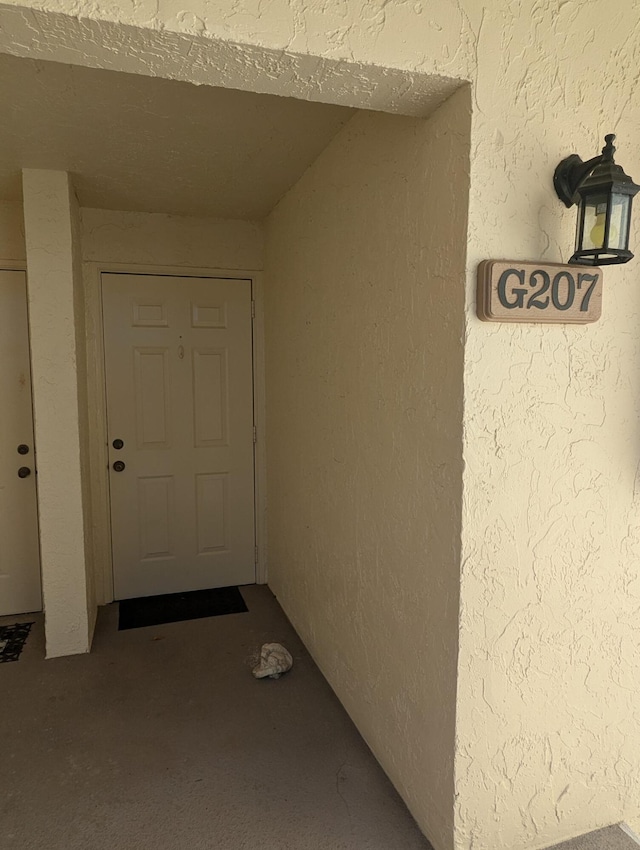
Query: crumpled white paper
xmin=252 ymin=642 xmax=293 ymax=679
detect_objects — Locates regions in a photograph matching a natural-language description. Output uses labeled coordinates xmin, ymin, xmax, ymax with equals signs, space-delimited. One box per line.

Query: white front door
xmin=0 ymin=269 xmax=42 ymax=616
xmin=102 ymin=273 xmax=256 ymax=600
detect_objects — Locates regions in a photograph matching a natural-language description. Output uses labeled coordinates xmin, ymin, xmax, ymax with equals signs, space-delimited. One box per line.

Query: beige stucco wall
xmin=264 ymin=92 xmax=471 ymax=850
xmin=80 ymin=207 xmax=264 ymax=606
xmin=81 ymin=208 xmax=263 ymax=270
xmin=455 ymin=7 xmax=640 ymax=850
xmin=22 ymin=169 xmax=94 ymax=657
xmin=4 ymin=1 xmax=640 ymax=847
xmin=0 ymin=0 xmax=465 ymax=116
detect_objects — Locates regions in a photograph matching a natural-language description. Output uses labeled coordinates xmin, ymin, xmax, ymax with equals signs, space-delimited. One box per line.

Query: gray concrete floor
xmin=0 ymin=586 xmax=433 ymax=850
xmin=546 ymin=826 xmax=640 ymax=850
xmin=1 ymin=591 xmax=636 ymax=850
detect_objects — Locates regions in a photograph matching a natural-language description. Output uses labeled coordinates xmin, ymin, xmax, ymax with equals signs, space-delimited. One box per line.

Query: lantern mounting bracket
xmin=554 ymin=154 xmax=601 ymax=208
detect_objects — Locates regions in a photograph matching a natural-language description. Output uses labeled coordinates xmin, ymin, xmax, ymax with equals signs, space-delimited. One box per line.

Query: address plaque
xmin=477 ymin=260 xmax=603 ymax=324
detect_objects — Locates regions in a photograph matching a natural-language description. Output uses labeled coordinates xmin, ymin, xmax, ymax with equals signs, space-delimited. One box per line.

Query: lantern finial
xmin=602 ymin=134 xmax=616 ymax=160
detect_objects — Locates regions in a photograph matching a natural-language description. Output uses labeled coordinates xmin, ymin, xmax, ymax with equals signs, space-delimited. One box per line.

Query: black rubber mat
xmin=0 ymin=622 xmax=34 ymax=663
xmin=118 ymin=586 xmax=248 ymax=630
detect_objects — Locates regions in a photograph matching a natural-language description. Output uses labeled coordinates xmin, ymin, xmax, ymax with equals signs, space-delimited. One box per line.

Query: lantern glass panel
xmin=581 ymin=193 xmax=609 ymax=250
xmin=608 ymin=193 xmax=631 ymax=251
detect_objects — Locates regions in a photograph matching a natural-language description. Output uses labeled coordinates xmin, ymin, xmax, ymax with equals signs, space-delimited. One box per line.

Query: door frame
xmin=84 ymin=262 xmax=267 ymax=605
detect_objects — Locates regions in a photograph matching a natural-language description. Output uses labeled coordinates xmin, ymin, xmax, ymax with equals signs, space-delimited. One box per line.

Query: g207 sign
xmin=477 ymin=260 xmax=602 ymax=323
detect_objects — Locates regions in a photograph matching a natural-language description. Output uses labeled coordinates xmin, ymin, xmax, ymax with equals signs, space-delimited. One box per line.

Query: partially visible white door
xmin=0 ymin=270 xmax=41 ymax=616
xmin=102 ymin=273 xmax=256 ymax=600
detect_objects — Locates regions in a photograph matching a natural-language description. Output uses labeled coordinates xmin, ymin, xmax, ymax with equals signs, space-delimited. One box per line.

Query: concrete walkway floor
xmin=0 ymin=586 xmax=433 ymax=850
xmin=2 ymin=588 xmax=637 ymax=850
xmin=547 ymin=826 xmax=640 ymax=850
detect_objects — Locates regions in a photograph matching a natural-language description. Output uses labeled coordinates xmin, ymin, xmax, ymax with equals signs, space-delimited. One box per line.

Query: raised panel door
xmin=102 ymin=273 xmax=255 ymax=599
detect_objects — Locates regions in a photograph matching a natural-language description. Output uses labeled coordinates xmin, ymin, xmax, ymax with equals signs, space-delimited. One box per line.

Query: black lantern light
xmin=554 ymin=134 xmax=640 ymax=266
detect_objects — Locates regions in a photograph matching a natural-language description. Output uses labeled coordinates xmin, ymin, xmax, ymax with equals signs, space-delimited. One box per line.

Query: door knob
xmin=17 ymin=444 xmax=29 ymax=455
xmin=113 ymin=461 xmax=126 ymax=472
xmin=18 ymin=466 xmax=31 ymax=478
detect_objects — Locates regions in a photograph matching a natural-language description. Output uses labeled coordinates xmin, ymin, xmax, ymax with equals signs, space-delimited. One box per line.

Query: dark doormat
xmin=0 ymin=622 xmax=34 ymax=663
xmin=118 ymin=586 xmax=248 ymax=630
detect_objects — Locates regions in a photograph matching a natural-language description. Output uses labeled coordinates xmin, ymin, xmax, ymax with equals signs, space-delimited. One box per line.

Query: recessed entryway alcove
xmin=0 ymin=35 xmax=471 ymax=850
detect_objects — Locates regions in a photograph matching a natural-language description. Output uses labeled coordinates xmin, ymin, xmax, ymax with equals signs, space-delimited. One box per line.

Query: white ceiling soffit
xmin=0 ymin=52 xmax=357 ymax=219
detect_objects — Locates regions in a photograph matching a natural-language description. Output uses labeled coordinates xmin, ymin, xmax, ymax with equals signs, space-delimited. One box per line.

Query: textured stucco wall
xmin=80 ymin=208 xmax=263 ymax=270
xmin=264 ymin=92 xmax=471 ymax=850
xmin=455 ymin=4 xmax=640 ymax=849
xmin=0 ymin=0 xmax=465 ymax=117
xmin=22 ymin=169 xmax=93 ymax=657
xmin=0 ymin=200 xmax=25 ymax=259
xmin=80 ymin=207 xmax=264 ymax=606
xmin=5 ymin=0 xmax=640 ymax=847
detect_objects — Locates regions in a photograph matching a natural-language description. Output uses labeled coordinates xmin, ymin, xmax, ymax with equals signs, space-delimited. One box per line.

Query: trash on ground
xmin=252 ymin=642 xmax=293 ymax=679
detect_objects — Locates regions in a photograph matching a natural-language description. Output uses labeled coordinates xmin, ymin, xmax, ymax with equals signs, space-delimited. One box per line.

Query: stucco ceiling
xmin=0 ymin=52 xmax=355 ymax=219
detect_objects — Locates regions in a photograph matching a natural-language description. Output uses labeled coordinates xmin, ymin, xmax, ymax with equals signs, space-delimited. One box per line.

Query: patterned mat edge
xmin=0 ymin=622 xmax=34 ymax=663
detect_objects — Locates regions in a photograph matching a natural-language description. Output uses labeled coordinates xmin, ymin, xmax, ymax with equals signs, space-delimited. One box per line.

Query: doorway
xmin=101 ymin=272 xmax=256 ymax=600
xmin=0 ymin=268 xmax=41 ymax=616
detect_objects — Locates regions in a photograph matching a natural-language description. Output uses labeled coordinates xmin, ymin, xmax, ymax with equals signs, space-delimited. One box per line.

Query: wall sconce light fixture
xmin=554 ymin=134 xmax=639 ymax=266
